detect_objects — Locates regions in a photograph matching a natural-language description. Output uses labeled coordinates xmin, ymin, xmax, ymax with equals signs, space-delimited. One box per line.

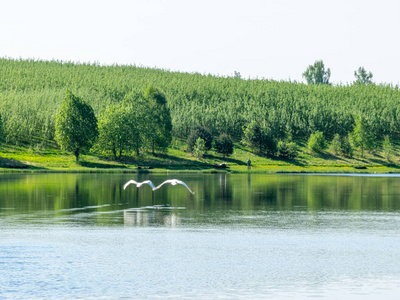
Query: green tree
xmin=277 ymin=140 xmax=298 ymax=159
xmin=0 ymin=113 xmax=4 ymax=143
xmin=97 ymin=101 xmax=143 ymax=160
xmin=193 ymin=137 xmax=206 ymax=158
xmin=308 ymin=131 xmax=327 ymax=153
xmin=187 ymin=126 xmax=213 ymax=152
xmin=350 ymin=116 xmax=374 ymax=157
xmin=382 ymin=135 xmax=394 ymax=162
xmin=143 ymin=85 xmax=172 ymax=154
xmin=242 ymin=121 xmax=277 ymax=156
xmin=341 ymin=135 xmax=354 ymax=157
xmin=55 ymin=91 xmax=98 ymax=162
xmin=330 ymin=133 xmax=342 ymax=155
xmin=354 ymin=67 xmax=373 ymax=85
xmin=214 ymin=133 xmax=234 ymax=157
xmin=302 ymin=60 xmax=331 ymax=85
xmin=330 ymin=134 xmax=353 ymax=157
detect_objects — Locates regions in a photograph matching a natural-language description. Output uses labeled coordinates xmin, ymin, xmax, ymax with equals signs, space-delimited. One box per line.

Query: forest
xmin=1 ymin=58 xmax=400 ymax=162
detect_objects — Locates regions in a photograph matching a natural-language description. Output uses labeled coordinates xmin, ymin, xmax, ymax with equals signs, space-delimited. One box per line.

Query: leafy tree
xmin=330 ymin=133 xmax=342 ymax=155
xmin=214 ymin=133 xmax=234 ymax=157
xmin=350 ymin=116 xmax=374 ymax=157
xmin=187 ymin=126 xmax=213 ymax=152
xmin=55 ymin=91 xmax=98 ymax=162
xmin=330 ymin=134 xmax=353 ymax=157
xmin=0 ymin=113 xmax=3 ymax=143
xmin=97 ymin=101 xmax=144 ymax=160
xmin=302 ymin=60 xmax=331 ymax=85
xmin=277 ymin=140 xmax=298 ymax=159
xmin=382 ymin=135 xmax=394 ymax=162
xmin=341 ymin=135 xmax=353 ymax=157
xmin=354 ymin=67 xmax=373 ymax=85
xmin=307 ymin=131 xmax=327 ymax=153
xmin=242 ymin=121 xmax=277 ymax=156
xmin=193 ymin=137 xmax=206 ymax=158
xmin=143 ymin=85 xmax=172 ymax=154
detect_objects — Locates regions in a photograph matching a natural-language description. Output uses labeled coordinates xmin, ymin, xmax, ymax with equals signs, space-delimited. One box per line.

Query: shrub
xmin=187 ymin=126 xmax=213 ymax=152
xmin=382 ymin=135 xmax=393 ymax=162
xmin=242 ymin=121 xmax=277 ymax=156
xmin=330 ymin=134 xmax=342 ymax=155
xmin=277 ymin=140 xmax=298 ymax=159
xmin=193 ymin=138 xmax=206 ymax=158
xmin=214 ymin=133 xmax=234 ymax=157
xmin=308 ymin=131 xmax=326 ymax=153
xmin=341 ymin=135 xmax=353 ymax=157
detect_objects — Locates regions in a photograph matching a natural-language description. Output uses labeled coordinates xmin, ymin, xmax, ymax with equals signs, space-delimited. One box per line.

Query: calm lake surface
xmin=1 ymin=173 xmax=400 ymax=299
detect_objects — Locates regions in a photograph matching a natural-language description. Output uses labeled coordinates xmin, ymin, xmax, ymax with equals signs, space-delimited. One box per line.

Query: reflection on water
xmin=124 ymin=206 xmax=184 ymax=227
xmin=2 ymin=173 xmax=400 ymax=225
xmin=1 ymin=173 xmax=400 ymax=299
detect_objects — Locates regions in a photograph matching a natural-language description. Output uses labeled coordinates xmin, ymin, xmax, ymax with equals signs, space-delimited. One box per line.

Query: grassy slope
xmin=1 ymin=139 xmax=399 ymax=173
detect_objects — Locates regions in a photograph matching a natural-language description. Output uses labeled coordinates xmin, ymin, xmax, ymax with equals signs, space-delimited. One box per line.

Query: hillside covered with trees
xmin=1 ymin=58 xmax=400 ymax=168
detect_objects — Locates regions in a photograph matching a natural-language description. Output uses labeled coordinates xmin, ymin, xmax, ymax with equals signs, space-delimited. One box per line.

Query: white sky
xmin=1 ymin=0 xmax=399 ymax=85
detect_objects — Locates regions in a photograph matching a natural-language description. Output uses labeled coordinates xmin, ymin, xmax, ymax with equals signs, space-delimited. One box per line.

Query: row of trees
xmin=302 ymin=60 xmax=374 ymax=86
xmin=1 ymin=58 xmax=400 ymax=161
xmin=55 ymin=87 xmax=172 ymax=161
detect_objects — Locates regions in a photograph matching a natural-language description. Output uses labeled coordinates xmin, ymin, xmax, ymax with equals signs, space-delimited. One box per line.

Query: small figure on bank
xmin=247 ymin=158 xmax=251 ymax=170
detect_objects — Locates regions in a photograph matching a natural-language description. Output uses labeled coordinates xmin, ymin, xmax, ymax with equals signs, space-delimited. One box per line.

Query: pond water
xmin=1 ymin=173 xmax=400 ymax=299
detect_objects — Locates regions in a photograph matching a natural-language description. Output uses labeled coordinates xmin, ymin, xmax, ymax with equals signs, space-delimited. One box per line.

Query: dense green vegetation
xmin=1 ymin=58 xmax=400 ymax=171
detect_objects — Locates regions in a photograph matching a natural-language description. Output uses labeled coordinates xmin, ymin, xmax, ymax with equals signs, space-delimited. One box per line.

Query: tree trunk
xmin=112 ymin=142 xmax=117 ymax=160
xmin=74 ymin=148 xmax=80 ymax=162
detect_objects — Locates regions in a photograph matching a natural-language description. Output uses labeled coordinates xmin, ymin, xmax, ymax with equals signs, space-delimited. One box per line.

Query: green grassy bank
xmin=1 ymin=140 xmax=399 ymax=174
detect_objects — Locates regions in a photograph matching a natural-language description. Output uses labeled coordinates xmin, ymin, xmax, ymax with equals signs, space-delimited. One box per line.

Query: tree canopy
xmin=55 ymin=91 xmax=98 ymax=162
xmin=354 ymin=67 xmax=373 ymax=85
xmin=302 ymin=60 xmax=331 ymax=85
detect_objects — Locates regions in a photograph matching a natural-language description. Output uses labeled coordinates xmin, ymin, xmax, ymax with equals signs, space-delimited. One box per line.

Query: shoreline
xmin=1 ymin=166 xmax=399 ymax=175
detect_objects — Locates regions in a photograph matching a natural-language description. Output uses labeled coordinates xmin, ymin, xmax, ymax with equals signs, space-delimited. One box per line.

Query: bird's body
xmin=123 ymin=180 xmax=156 ymax=190
xmin=123 ymin=179 xmax=194 ymax=194
xmin=154 ymin=179 xmax=195 ymax=194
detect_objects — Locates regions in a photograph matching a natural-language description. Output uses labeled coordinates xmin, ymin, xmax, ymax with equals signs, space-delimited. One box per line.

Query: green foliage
xmin=143 ymin=85 xmax=172 ymax=154
xmin=0 ymin=112 xmax=3 ymax=143
xmin=307 ymin=131 xmax=326 ymax=153
xmin=214 ymin=133 xmax=234 ymax=157
xmin=1 ymin=58 xmax=400 ymax=155
xmin=97 ymin=100 xmax=144 ymax=160
xmin=242 ymin=121 xmax=277 ymax=156
xmin=187 ymin=126 xmax=213 ymax=152
xmin=55 ymin=91 xmax=98 ymax=162
xmin=330 ymin=134 xmax=353 ymax=157
xmin=341 ymin=136 xmax=354 ymax=157
xmin=277 ymin=140 xmax=298 ymax=159
xmin=354 ymin=67 xmax=373 ymax=85
xmin=382 ymin=135 xmax=394 ymax=162
xmin=350 ymin=116 xmax=375 ymax=157
xmin=193 ymin=137 xmax=206 ymax=158
xmin=302 ymin=60 xmax=331 ymax=85
xmin=330 ymin=134 xmax=342 ymax=155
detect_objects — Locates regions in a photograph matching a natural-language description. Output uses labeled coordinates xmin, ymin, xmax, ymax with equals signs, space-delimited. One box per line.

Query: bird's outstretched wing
xmin=124 ymin=180 xmax=156 ymax=190
xmin=138 ymin=180 xmax=156 ymax=190
xmin=124 ymin=180 xmax=139 ymax=190
xmin=154 ymin=179 xmax=195 ymax=194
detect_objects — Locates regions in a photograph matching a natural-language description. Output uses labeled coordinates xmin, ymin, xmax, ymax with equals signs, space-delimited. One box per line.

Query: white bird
xmin=154 ymin=179 xmax=195 ymax=194
xmin=123 ymin=180 xmax=156 ymax=190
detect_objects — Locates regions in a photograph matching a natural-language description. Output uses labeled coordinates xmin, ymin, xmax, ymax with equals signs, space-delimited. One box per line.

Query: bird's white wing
xmin=123 ymin=180 xmax=139 ymax=190
xmin=153 ymin=180 xmax=174 ymax=191
xmin=140 ymin=180 xmax=155 ymax=190
xmin=154 ymin=179 xmax=194 ymax=194
xmin=177 ymin=181 xmax=195 ymax=194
